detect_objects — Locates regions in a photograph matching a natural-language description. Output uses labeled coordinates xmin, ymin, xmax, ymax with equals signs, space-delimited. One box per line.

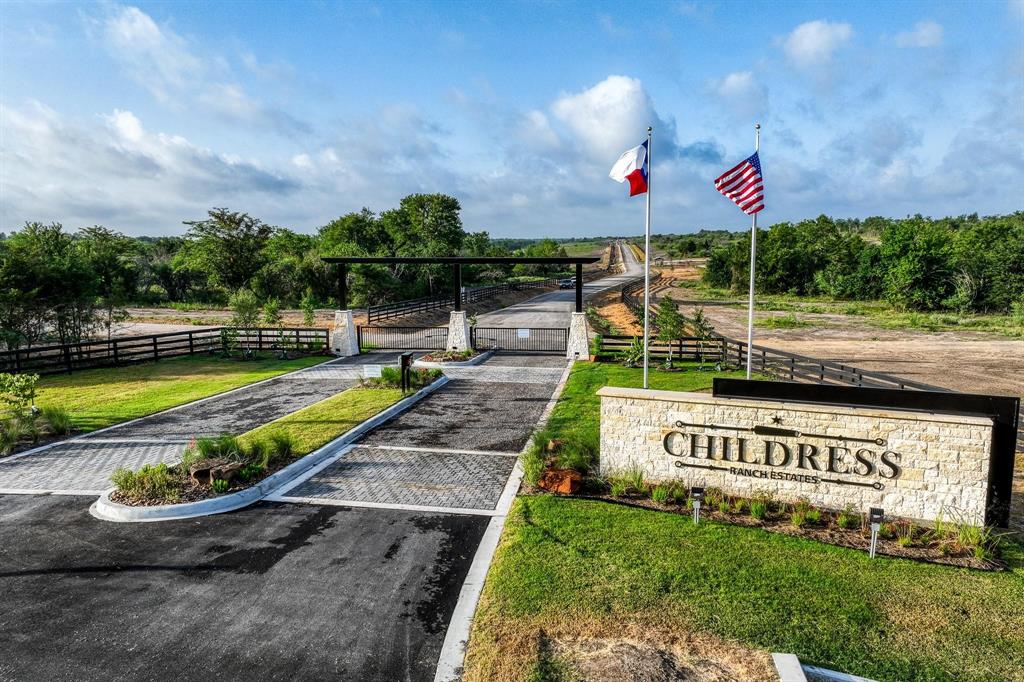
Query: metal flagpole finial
xmin=648 ymin=126 xmax=653 ymax=133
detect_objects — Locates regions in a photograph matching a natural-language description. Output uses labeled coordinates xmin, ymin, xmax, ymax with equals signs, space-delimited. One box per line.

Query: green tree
xmin=262 ymin=298 xmax=282 ymax=327
xmin=183 ymin=208 xmax=275 ymax=292
xmin=229 ymin=288 xmax=261 ymax=328
xmin=300 ymin=287 xmax=316 ymax=326
xmin=76 ymin=226 xmax=139 ymax=338
xmin=690 ymin=307 xmax=715 ymax=370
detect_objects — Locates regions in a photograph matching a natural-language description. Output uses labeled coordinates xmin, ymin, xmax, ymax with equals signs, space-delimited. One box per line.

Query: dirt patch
xmin=590 ymin=287 xmax=642 ymax=336
xmin=551 ymin=631 xmax=774 ymax=682
xmin=464 ymin=616 xmax=774 ymax=682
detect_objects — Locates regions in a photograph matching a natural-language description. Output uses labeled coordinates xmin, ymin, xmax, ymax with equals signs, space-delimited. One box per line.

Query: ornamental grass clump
xmin=836 ymin=504 xmax=858 ymax=529
xmin=750 ymin=499 xmax=768 ymax=520
xmin=111 ymin=463 xmax=178 ymax=503
xmin=650 ymin=485 xmax=670 ymax=505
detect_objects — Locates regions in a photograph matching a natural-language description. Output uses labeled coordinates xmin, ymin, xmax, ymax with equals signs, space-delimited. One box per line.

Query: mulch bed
xmin=523 ymin=488 xmax=1006 ymax=571
xmin=110 ymin=457 xmax=293 ymax=507
xmin=3 ymin=430 xmax=82 ymax=458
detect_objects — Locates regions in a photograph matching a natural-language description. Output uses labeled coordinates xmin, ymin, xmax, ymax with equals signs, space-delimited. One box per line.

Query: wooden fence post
xmin=188 ymin=332 xmax=194 ymax=356
xmin=153 ymin=336 xmax=159 ymax=361
xmin=112 ymin=340 xmax=119 ymax=366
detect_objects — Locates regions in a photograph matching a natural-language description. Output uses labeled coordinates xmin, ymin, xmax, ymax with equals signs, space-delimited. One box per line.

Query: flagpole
xmin=745 ymin=123 xmax=760 ymax=380
xmin=643 ymin=126 xmax=652 ymax=389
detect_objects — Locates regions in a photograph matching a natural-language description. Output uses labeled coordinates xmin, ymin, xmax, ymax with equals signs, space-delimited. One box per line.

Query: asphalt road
xmin=0 ymin=495 xmax=487 ymax=681
xmin=474 ymin=241 xmax=644 ymax=328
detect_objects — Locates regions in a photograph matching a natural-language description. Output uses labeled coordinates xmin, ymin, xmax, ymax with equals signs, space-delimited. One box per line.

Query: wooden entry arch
xmin=319 ymin=256 xmax=601 ymax=314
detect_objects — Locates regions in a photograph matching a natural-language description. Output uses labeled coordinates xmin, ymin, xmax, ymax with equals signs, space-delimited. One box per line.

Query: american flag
xmin=714 ymin=152 xmax=764 ymax=215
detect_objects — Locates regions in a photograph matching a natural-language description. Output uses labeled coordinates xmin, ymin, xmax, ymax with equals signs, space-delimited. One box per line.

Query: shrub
xmin=717 ymin=501 xmax=730 ymax=514
xmin=790 ymin=510 xmax=807 ymax=527
xmin=238 ymin=463 xmax=265 ymax=482
xmin=0 ymin=372 xmax=39 ymax=414
xmin=211 ymin=478 xmax=230 ymax=493
xmin=836 ymin=504 xmax=858 ymax=529
xmin=555 ymin=431 xmax=599 ymax=474
xmin=651 ymin=485 xmax=670 ymax=505
xmin=609 ymin=478 xmax=629 ymax=497
xmin=731 ymin=497 xmax=747 ymax=514
xmin=0 ymin=420 xmax=16 ymax=455
xmin=624 ymin=467 xmax=645 ymax=494
xmin=521 ymin=446 xmax=547 ymax=487
xmin=750 ymin=499 xmax=768 ymax=520
xmin=705 ymin=487 xmax=724 ymax=508
xmin=39 ymin=406 xmax=72 ymax=436
xmin=805 ymin=508 xmax=822 ymax=525
xmin=671 ymin=485 xmax=688 ymax=506
xmin=268 ymin=431 xmax=295 ymax=462
xmin=111 ymin=463 xmax=178 ymax=502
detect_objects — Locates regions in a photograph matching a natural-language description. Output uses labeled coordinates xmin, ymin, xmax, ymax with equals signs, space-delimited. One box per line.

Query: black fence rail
xmin=357 ymin=326 xmax=449 ymax=350
xmin=367 ymin=278 xmax=561 ymax=323
xmin=717 ymin=336 xmax=941 ymax=391
xmin=596 ymin=334 xmax=724 ymax=362
xmin=0 ymin=327 xmax=330 ymax=376
xmin=472 ymin=327 xmax=568 ymax=352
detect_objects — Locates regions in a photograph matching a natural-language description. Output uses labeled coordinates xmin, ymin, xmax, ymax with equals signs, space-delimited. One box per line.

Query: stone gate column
xmin=331 ymin=310 xmax=360 ymax=357
xmin=566 ymin=311 xmax=590 ymax=360
xmin=447 ymin=310 xmax=471 ymax=352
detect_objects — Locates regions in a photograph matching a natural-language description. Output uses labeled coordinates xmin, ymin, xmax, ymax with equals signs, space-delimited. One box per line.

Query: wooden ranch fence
xmin=0 ymin=327 xmax=329 ymax=376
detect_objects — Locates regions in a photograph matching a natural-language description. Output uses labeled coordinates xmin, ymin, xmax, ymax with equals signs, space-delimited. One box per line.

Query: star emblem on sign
xmin=771 ymin=415 xmax=783 ymax=424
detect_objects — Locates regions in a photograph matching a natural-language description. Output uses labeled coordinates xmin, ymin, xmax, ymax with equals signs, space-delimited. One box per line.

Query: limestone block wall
xmin=598 ymin=386 xmax=994 ymax=525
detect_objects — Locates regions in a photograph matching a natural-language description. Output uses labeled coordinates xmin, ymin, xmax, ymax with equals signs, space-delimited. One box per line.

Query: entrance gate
xmin=471 ymin=327 xmax=568 ymax=352
xmin=356 ymin=326 xmax=568 ymax=352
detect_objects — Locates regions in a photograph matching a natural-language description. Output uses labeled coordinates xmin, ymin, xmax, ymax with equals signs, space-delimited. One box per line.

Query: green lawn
xmin=546 ymin=361 xmax=746 ymax=445
xmin=558 ymin=240 xmax=608 ymax=257
xmin=466 ymin=496 xmax=1024 ymax=681
xmin=238 ymin=386 xmax=403 ymax=456
xmin=35 ymin=354 xmax=330 ymax=432
xmin=466 ymin=360 xmax=1024 ymax=680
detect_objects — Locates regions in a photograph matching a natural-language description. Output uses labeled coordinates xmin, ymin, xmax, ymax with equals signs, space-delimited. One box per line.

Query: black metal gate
xmin=471 ymin=327 xmax=568 ymax=352
xmin=357 ymin=326 xmax=449 ymax=350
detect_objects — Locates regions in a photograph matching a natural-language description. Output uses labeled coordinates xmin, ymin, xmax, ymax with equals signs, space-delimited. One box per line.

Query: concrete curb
xmin=0 ymin=353 xmax=344 ymax=465
xmin=413 ymin=349 xmax=494 ymax=369
xmin=89 ymin=376 xmax=450 ymax=523
xmin=433 ymin=359 xmax=576 ymax=682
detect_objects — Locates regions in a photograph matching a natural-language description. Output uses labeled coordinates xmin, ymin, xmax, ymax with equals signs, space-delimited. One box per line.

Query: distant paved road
xmin=474 ymin=241 xmax=644 ymax=328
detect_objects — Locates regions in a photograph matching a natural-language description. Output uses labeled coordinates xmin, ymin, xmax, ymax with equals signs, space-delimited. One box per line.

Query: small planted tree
xmin=655 ymin=297 xmax=685 ymax=369
xmin=690 ymin=306 xmax=715 ymax=370
xmin=229 ymin=288 xmax=261 ymax=357
xmin=300 ymin=287 xmax=316 ymax=327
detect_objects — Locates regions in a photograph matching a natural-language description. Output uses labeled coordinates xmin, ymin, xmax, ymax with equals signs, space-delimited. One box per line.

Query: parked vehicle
xmin=558 ymin=278 xmax=576 ymax=289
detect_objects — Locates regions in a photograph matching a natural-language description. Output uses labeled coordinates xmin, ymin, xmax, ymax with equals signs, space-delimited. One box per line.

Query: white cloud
xmin=782 ymin=20 xmax=853 ymax=68
xmin=90 ymin=4 xmax=307 ymax=135
xmin=713 ymin=71 xmax=768 ymax=118
xmin=551 ymin=75 xmax=668 ymax=162
xmin=895 ymin=21 xmax=943 ymax=48
xmin=0 ymin=102 xmax=297 ymax=232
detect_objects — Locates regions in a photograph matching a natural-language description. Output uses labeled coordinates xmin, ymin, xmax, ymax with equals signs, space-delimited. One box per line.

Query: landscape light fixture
xmin=690 ymin=486 xmax=705 ymax=524
xmin=868 ymin=507 xmax=884 ymax=559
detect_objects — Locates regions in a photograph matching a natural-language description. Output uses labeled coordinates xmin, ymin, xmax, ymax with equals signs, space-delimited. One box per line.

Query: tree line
xmin=0 ymin=193 xmax=570 ymax=349
xmin=702 ymin=213 xmax=1024 ymax=314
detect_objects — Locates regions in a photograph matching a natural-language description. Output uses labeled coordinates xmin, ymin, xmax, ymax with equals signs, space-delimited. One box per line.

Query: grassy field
xmin=35 ymin=354 xmax=329 ymax=432
xmin=465 ymin=497 xmax=1024 ymax=682
xmin=672 ymin=280 xmax=1024 ymax=337
xmin=558 ymin=240 xmax=608 ymax=257
xmin=238 ymin=386 xmax=403 ymax=456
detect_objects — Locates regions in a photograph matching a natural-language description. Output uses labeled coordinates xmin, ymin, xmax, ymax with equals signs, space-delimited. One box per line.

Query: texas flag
xmin=609 ymin=140 xmax=648 ymax=196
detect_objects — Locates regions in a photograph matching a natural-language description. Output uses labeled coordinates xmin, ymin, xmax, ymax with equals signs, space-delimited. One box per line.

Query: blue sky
xmin=1 ymin=0 xmax=1022 ymax=237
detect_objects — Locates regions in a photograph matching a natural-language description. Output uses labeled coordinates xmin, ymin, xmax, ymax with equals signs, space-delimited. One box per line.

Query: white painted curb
xmin=433 ymin=359 xmax=575 ymax=682
xmin=89 ymin=376 xmax=450 ymax=523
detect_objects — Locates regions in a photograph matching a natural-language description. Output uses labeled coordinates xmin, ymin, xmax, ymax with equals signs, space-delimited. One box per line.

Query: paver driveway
xmin=0 ymin=353 xmax=407 ymax=493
